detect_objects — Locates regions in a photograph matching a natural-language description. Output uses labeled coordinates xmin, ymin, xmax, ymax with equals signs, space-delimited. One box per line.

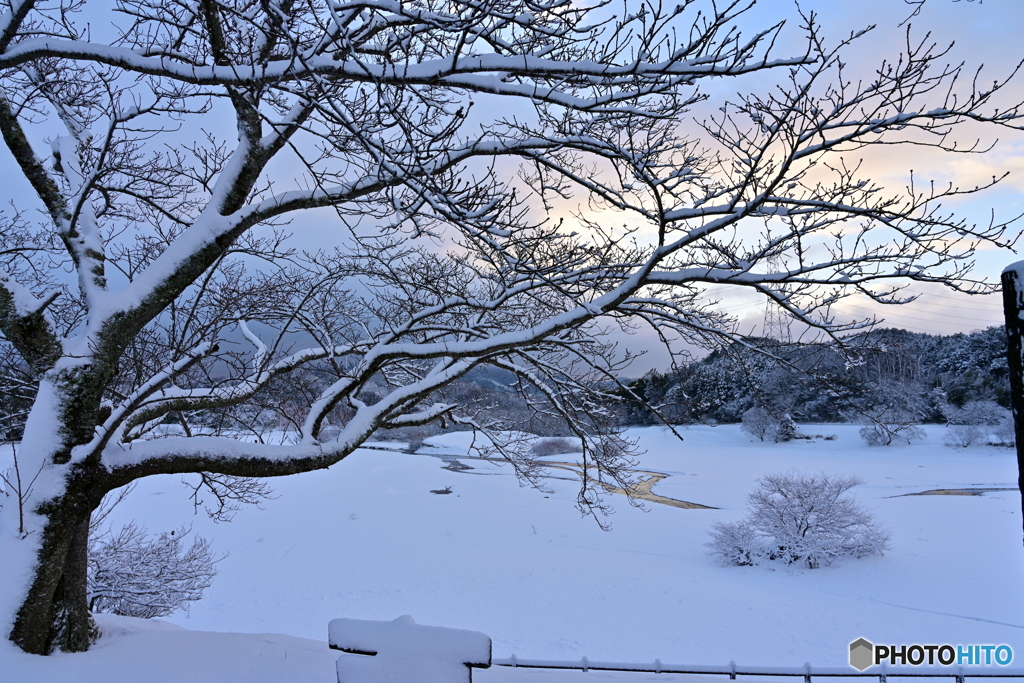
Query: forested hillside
xmin=0 ymin=327 xmax=1011 ymax=444
xmin=619 ymin=327 xmax=1010 ymax=427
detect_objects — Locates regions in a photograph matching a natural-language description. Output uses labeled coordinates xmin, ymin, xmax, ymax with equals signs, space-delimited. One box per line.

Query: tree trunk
xmin=7 ymin=503 xmax=98 ymax=654
xmin=1000 ymin=265 xmax=1024 ymax=549
xmin=3 ymin=377 xmax=107 ymax=654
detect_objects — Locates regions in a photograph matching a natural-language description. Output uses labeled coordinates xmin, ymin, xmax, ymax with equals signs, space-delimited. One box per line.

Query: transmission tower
xmin=762 ymin=254 xmax=792 ymax=343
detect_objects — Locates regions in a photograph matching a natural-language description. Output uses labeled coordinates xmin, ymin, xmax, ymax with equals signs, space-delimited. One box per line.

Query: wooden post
xmin=1000 ymin=263 xmax=1024 ymax=547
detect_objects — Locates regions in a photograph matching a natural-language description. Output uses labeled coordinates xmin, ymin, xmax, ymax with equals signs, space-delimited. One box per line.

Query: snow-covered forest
xmin=620 ymin=326 xmax=1012 ymax=428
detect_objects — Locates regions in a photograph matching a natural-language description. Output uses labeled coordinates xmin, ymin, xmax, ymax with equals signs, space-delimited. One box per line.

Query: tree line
xmin=2 ymin=325 xmax=1005 ymax=445
xmin=617 ymin=326 xmax=1010 ymax=428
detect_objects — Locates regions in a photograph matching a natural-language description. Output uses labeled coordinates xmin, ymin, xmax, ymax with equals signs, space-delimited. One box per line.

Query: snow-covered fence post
xmin=1001 ymin=263 xmax=1024 ymax=548
xmin=329 ymin=616 xmax=491 ymax=683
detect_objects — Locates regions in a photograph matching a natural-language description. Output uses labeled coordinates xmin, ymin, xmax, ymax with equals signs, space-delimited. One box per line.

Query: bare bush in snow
xmin=994 ymin=417 xmax=1016 ymax=447
xmin=859 ymin=407 xmax=926 ymax=446
xmin=741 ymin=408 xmax=799 ymax=443
xmin=944 ymin=400 xmax=1009 ymax=427
xmin=944 ymin=424 xmax=984 ymax=448
xmin=859 ymin=422 xmax=926 ymax=446
xmin=942 ymin=399 xmax=1009 ymax=447
xmin=706 ymin=520 xmax=765 ymax=567
xmin=87 ymin=524 xmax=219 ymax=619
xmin=707 ymin=473 xmax=889 ymax=569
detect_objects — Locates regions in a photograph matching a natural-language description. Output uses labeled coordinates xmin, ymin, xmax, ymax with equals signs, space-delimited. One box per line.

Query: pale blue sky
xmin=698 ymin=0 xmax=1024 ymax=338
xmin=737 ymin=0 xmax=1024 ymax=337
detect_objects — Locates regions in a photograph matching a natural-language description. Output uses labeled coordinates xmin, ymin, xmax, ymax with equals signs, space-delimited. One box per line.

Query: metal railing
xmin=490 ymin=656 xmax=1024 ymax=682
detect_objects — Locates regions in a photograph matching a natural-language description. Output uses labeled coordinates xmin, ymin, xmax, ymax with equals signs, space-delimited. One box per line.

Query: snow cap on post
xmin=1003 ymin=261 xmax=1024 ymax=316
xmin=330 ymin=615 xmax=492 ymax=683
xmin=1002 ymin=261 xmax=1024 ymax=279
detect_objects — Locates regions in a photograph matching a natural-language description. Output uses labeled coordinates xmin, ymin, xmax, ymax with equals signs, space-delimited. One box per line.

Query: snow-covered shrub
xmin=775 ymin=413 xmax=798 ymax=442
xmin=944 ymin=399 xmax=1009 ymax=427
xmin=706 ymin=520 xmax=764 ymax=567
xmin=88 ymin=523 xmax=220 ymax=618
xmin=531 ymin=437 xmax=581 ymax=457
xmin=858 ymin=424 xmax=887 ymax=446
xmin=944 ymin=424 xmax=983 ymax=448
xmin=942 ymin=400 xmax=1010 ymax=447
xmin=994 ymin=417 xmax=1016 ymax=447
xmin=859 ymin=420 xmax=925 ymax=446
xmin=706 ymin=473 xmax=889 ymax=569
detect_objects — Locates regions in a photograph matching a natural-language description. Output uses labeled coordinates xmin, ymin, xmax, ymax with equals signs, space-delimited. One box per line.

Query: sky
xmin=1 ymin=0 xmax=1023 ymax=375
xmin=723 ymin=0 xmax=1024 ymax=335
xmin=604 ymin=0 xmax=1024 ymax=372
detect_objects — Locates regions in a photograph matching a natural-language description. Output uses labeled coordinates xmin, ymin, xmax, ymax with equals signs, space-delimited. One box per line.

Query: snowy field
xmin=3 ymin=423 xmax=1024 ymax=682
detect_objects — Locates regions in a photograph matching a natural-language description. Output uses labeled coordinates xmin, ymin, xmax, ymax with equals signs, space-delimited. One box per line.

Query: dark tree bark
xmin=8 ymin=456 xmax=109 ymax=654
xmin=1000 ymin=266 xmax=1024 ymax=548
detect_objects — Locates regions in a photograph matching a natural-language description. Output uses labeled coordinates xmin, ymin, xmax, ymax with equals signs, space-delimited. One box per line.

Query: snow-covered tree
xmin=943 ymin=399 xmax=1009 ymax=427
xmin=740 ymin=406 xmax=775 ymax=441
xmin=0 ymin=0 xmax=1020 ymax=654
xmin=942 ymin=399 xmax=1010 ymax=447
xmin=735 ymin=386 xmax=800 ymax=442
xmin=707 ymin=473 xmax=889 ymax=569
xmin=858 ymin=412 xmax=926 ymax=446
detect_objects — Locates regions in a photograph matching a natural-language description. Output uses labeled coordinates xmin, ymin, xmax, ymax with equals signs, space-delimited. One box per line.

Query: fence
xmin=326 ymin=617 xmax=1024 ymax=683
xmin=490 ymin=656 xmax=1024 ymax=682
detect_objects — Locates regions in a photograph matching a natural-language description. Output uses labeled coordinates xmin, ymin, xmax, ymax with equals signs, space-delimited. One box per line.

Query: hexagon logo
xmin=850 ymin=638 xmax=874 ymax=671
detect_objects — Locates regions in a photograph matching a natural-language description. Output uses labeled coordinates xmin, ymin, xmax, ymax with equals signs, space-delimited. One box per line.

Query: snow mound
xmin=94 ymin=613 xmax=186 ymax=638
xmin=331 ymin=615 xmax=491 ymax=683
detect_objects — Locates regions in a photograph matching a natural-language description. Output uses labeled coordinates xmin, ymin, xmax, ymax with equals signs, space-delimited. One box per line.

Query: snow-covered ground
xmin=3 ymin=424 xmax=1023 ymax=682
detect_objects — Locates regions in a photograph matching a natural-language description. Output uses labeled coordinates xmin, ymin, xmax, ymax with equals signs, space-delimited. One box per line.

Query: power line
xmin=834 ymin=304 xmax=1001 ymax=330
xmin=913 ymin=292 xmax=1004 ymax=310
